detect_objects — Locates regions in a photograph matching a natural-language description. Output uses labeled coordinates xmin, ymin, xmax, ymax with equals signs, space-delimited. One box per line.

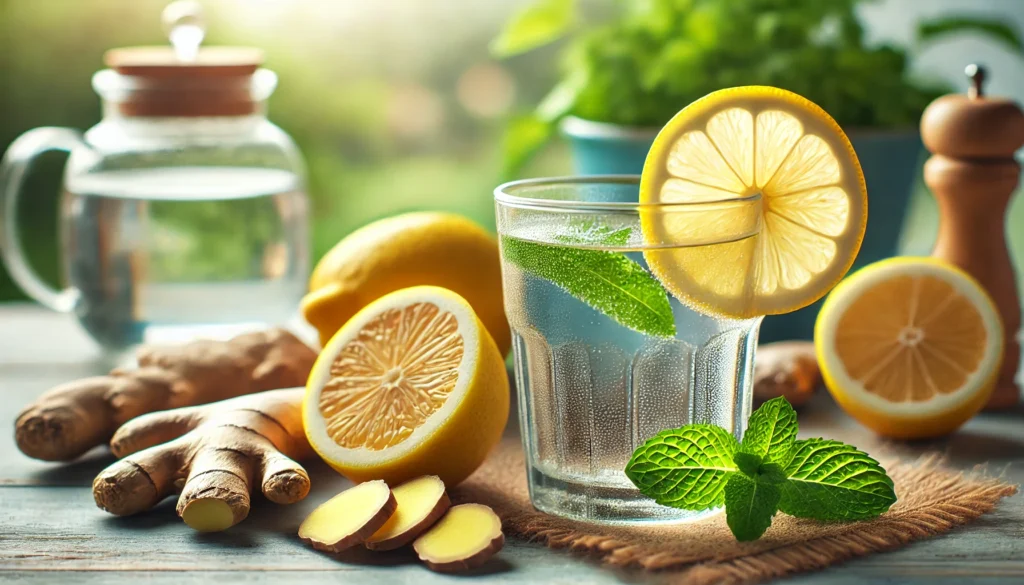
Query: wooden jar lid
xmin=99 ymin=46 xmax=267 ymax=118
xmin=921 ymin=65 xmax=1024 ymax=158
xmin=104 ymin=46 xmax=263 ymax=78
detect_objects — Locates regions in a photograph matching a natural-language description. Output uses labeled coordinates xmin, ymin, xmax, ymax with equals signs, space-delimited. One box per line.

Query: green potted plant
xmin=492 ymin=0 xmax=1023 ymax=341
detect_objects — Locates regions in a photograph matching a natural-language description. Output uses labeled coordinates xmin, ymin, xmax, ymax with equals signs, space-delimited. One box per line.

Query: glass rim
xmin=494 ymin=174 xmax=761 ymax=212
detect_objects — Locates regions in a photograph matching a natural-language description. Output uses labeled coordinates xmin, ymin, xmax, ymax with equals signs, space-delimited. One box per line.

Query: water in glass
xmin=496 ymin=177 xmax=763 ymax=524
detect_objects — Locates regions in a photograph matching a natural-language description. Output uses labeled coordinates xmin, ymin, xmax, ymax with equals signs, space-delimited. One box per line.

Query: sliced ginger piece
xmin=366 ymin=475 xmax=450 ymax=551
xmin=413 ymin=503 xmax=504 ymax=573
xmin=298 ymin=480 xmax=397 ymax=553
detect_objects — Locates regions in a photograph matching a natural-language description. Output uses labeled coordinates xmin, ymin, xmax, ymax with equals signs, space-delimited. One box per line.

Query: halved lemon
xmin=640 ymin=86 xmax=867 ymax=318
xmin=304 ymin=285 xmax=509 ymax=486
xmin=816 ymin=257 xmax=1003 ymax=439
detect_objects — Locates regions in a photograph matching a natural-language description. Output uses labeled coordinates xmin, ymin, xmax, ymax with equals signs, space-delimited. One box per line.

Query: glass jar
xmin=0 ymin=45 xmax=310 ymax=351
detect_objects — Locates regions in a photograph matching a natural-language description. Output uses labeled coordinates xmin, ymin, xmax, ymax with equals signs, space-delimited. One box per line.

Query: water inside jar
xmin=63 ymin=166 xmax=309 ymax=349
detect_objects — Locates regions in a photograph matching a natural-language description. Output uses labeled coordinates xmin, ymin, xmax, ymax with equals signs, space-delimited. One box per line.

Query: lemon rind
xmin=639 ymin=86 xmax=868 ymax=319
xmin=303 ymin=285 xmax=481 ymax=466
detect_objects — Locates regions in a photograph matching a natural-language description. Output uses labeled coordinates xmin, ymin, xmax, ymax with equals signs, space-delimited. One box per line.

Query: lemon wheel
xmin=816 ymin=257 xmax=1003 ymax=439
xmin=639 ymin=86 xmax=867 ymax=318
xmin=303 ymin=285 xmax=509 ymax=486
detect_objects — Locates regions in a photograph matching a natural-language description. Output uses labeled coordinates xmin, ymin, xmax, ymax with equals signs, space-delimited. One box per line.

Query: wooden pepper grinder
xmin=921 ymin=64 xmax=1024 ymax=409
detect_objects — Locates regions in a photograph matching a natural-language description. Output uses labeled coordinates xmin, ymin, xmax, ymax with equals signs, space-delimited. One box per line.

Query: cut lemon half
xmin=640 ymin=86 xmax=867 ymax=318
xmin=304 ymin=285 xmax=509 ymax=486
xmin=816 ymin=257 xmax=1003 ymax=439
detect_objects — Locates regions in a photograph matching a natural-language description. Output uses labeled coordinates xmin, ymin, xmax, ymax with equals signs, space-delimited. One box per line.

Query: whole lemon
xmin=301 ymin=212 xmax=511 ymax=356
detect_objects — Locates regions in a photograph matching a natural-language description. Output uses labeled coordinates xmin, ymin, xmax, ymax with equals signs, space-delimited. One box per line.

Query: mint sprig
xmin=625 ymin=397 xmax=897 ymax=541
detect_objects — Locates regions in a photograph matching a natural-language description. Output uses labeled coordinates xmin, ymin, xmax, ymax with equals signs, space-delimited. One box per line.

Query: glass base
xmin=527 ymin=465 xmax=722 ymax=525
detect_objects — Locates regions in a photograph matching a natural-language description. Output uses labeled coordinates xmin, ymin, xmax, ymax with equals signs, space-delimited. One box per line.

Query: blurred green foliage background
xmin=1 ymin=0 xmax=1022 ymax=304
xmin=0 ymin=0 xmax=570 ymax=301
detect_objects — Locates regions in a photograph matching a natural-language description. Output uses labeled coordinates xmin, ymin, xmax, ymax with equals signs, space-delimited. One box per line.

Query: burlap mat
xmin=454 ymin=439 xmax=1018 ymax=585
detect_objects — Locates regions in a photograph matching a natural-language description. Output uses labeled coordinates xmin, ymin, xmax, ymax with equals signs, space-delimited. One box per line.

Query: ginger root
xmin=16 ymin=328 xmax=317 ymax=462
xmin=93 ymin=388 xmax=312 ymax=532
xmin=298 ymin=480 xmax=398 ymax=552
xmin=413 ymin=503 xmax=504 ymax=573
xmin=366 ymin=475 xmax=450 ymax=551
xmin=753 ymin=341 xmax=822 ymax=407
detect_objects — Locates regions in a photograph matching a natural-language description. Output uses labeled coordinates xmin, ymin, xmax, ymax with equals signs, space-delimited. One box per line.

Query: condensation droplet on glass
xmin=162 ymin=0 xmax=206 ymax=62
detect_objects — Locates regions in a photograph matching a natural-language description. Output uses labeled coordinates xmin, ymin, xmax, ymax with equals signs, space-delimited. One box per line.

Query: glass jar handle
xmin=0 ymin=127 xmax=85 ymax=313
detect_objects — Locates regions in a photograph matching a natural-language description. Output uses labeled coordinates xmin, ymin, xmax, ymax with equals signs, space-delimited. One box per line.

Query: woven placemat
xmin=454 ymin=439 xmax=1017 ymax=585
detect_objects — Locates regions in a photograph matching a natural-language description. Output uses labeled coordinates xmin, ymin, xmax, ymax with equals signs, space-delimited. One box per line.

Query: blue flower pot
xmin=560 ymin=116 xmax=924 ymax=342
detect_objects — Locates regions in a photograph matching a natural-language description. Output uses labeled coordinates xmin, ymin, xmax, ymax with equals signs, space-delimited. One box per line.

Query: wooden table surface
xmin=1 ymin=304 xmax=1022 ymax=584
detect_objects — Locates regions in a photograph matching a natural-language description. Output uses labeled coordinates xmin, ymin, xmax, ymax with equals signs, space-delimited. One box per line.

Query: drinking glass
xmin=494 ymin=176 xmax=764 ymax=524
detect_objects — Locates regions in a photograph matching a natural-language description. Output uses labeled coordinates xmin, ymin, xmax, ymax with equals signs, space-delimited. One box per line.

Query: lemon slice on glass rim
xmin=639 ymin=86 xmax=868 ymax=319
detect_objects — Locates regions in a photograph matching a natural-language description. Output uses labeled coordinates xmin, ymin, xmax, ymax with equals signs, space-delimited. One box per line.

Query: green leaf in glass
xmin=500 ymin=236 xmax=676 ymax=338
xmin=779 ymin=439 xmax=897 ymax=521
xmin=554 ymin=218 xmax=632 ymax=247
xmin=625 ymin=425 xmax=739 ymax=510
xmin=724 ymin=472 xmax=782 ymax=542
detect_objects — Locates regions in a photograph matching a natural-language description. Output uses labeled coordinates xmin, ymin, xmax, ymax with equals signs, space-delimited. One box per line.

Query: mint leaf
xmin=733 ymin=452 xmax=762 ymax=477
xmin=735 ymin=452 xmax=787 ymax=487
xmin=625 ymin=425 xmax=739 ymax=510
xmin=724 ymin=472 xmax=781 ymax=542
xmin=740 ymin=396 xmax=798 ymax=466
xmin=555 ymin=218 xmax=632 ymax=247
xmin=779 ymin=439 xmax=897 ymax=522
xmin=501 ymin=236 xmax=676 ymax=338
xmin=759 ymin=462 xmax=787 ymax=485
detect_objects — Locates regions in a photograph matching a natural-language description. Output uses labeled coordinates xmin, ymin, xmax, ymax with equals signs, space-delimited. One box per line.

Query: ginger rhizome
xmin=16 ymin=328 xmax=317 ymax=461
xmin=298 ymin=480 xmax=397 ymax=552
xmin=93 ymin=387 xmax=312 ymax=532
xmin=753 ymin=341 xmax=821 ymax=407
xmin=413 ymin=503 xmax=505 ymax=573
xmin=366 ymin=475 xmax=450 ymax=551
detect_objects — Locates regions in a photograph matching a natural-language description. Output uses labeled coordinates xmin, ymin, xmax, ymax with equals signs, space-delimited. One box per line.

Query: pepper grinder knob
xmin=921 ymin=64 xmax=1024 ymax=409
xmin=966 ymin=63 xmax=986 ymax=99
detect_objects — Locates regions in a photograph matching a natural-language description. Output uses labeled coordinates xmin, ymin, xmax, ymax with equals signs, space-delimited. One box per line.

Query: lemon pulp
xmin=320 ymin=302 xmax=465 ymax=451
xmin=816 ymin=257 xmax=1003 ymax=439
xmin=640 ymin=86 xmax=867 ymax=318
